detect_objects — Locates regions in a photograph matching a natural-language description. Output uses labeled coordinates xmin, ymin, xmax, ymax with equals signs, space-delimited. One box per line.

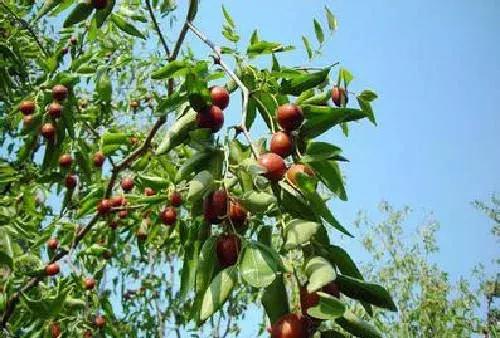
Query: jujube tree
xmin=0 ymin=0 xmax=393 ymax=337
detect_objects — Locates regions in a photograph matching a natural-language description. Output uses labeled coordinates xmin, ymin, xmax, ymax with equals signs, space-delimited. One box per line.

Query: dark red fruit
xmin=270 ymin=131 xmax=293 ymax=158
xmin=203 ymin=195 xmax=220 ymax=224
xmin=97 ymin=199 xmax=112 ymax=215
xmin=58 ymin=154 xmax=73 ymax=168
xmin=196 ymin=105 xmax=224 ymax=132
xmin=83 ymin=330 xmax=93 ymax=338
xmin=300 ymin=288 xmax=320 ymax=314
xmin=93 ymin=151 xmax=105 ymax=167
xmin=48 ymin=102 xmax=63 ymax=118
xmin=46 ymin=263 xmax=60 ymax=276
xmin=161 ymin=206 xmax=177 ymax=226
xmin=65 ymin=174 xmax=77 ymax=189
xmin=212 ymin=189 xmax=228 ymax=217
xmin=270 ymin=313 xmax=310 ymax=338
xmin=121 ymin=177 xmax=134 ymax=192
xmin=84 ymin=277 xmax=96 ymax=290
xmin=144 ymin=187 xmax=155 ymax=196
xmin=41 ymin=123 xmax=56 ymax=140
xmin=62 ymin=47 xmax=68 ymax=54
xmin=47 ymin=238 xmax=59 ymax=251
xmin=276 ymin=104 xmax=303 ymax=131
xmin=108 ymin=221 xmax=118 ymax=230
xmin=258 ymin=152 xmax=287 ymax=182
xmin=19 ymin=100 xmax=35 ymax=115
xmin=23 ymin=115 xmax=34 ymax=127
xmin=216 ymin=234 xmax=241 ymax=268
xmin=95 ymin=315 xmax=106 ymax=329
xmin=50 ymin=322 xmax=61 ymax=338
xmin=52 ymin=84 xmax=68 ymax=101
xmin=70 ymin=37 xmax=77 ymax=45
xmin=111 ymin=195 xmax=125 ymax=207
xmin=136 ymin=229 xmax=147 ymax=241
xmin=331 ymin=86 xmax=348 ymax=107
xmin=118 ymin=210 xmax=128 ymax=219
xmin=286 ymin=164 xmax=315 ymax=186
xmin=322 ymin=281 xmax=340 ymax=298
xmin=228 ymin=201 xmax=247 ymax=228
xmin=92 ymin=0 xmax=107 ymax=9
xmin=169 ymin=191 xmax=182 ymax=207
xmin=210 ymin=86 xmax=230 ymax=109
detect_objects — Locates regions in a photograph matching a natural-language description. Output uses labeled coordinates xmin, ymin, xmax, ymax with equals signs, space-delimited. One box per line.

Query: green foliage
xmin=0 ymin=1 xmax=391 ymax=337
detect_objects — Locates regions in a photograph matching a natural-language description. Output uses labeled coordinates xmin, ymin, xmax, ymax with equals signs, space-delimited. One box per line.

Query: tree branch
xmin=145 ymin=0 xmax=170 ymax=57
xmin=186 ymin=22 xmax=258 ymax=158
xmin=0 ymin=3 xmax=49 ymax=57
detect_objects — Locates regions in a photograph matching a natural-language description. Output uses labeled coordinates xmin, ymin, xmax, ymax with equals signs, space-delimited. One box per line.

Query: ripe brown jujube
xmin=65 ymin=174 xmax=77 ymax=189
xmin=41 ymin=123 xmax=56 ymax=140
xmin=161 ymin=206 xmax=177 ymax=226
xmin=210 ymin=86 xmax=230 ymax=109
xmin=276 ymin=104 xmax=303 ymax=131
xmin=48 ymin=102 xmax=63 ymax=118
xmin=228 ymin=201 xmax=248 ymax=228
xmin=121 ymin=177 xmax=134 ymax=192
xmin=95 ymin=315 xmax=106 ymax=329
xmin=144 ymin=187 xmax=156 ymax=196
xmin=258 ymin=152 xmax=287 ymax=182
xmin=50 ymin=322 xmax=61 ymax=338
xmin=331 ymin=86 xmax=348 ymax=107
xmin=19 ymin=101 xmax=35 ymax=115
xmin=47 ymin=238 xmax=59 ymax=251
xmin=58 ymin=154 xmax=73 ymax=168
xmin=216 ymin=234 xmax=241 ymax=268
xmin=270 ymin=131 xmax=293 ymax=158
xmin=46 ymin=263 xmax=60 ymax=276
xmin=52 ymin=84 xmax=68 ymax=101
xmin=270 ymin=313 xmax=311 ymax=338
xmin=169 ymin=191 xmax=182 ymax=207
xmin=93 ymin=151 xmax=105 ymax=167
xmin=92 ymin=0 xmax=107 ymax=9
xmin=196 ymin=105 xmax=224 ymax=132
xmin=97 ymin=199 xmax=112 ymax=215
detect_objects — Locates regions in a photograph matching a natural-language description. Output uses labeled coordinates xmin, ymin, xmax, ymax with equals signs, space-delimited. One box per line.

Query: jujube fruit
xmin=46 ymin=263 xmax=60 ymax=276
xmin=41 ymin=123 xmax=56 ymax=140
xmin=161 ymin=206 xmax=177 ymax=226
xmin=97 ymin=199 xmax=112 ymax=215
xmin=121 ymin=177 xmax=134 ymax=192
xmin=65 ymin=174 xmax=77 ymax=189
xmin=286 ymin=164 xmax=315 ymax=186
xmin=84 ymin=277 xmax=96 ymax=290
xmin=196 ymin=105 xmax=224 ymax=132
xmin=92 ymin=0 xmax=107 ymax=9
xmin=228 ymin=201 xmax=248 ymax=228
xmin=210 ymin=86 xmax=230 ymax=109
xmin=258 ymin=152 xmax=287 ymax=182
xmin=48 ymin=102 xmax=63 ymax=118
xmin=94 ymin=315 xmax=106 ymax=329
xmin=111 ymin=196 xmax=125 ymax=207
xmin=52 ymin=84 xmax=68 ymax=101
xmin=322 ymin=281 xmax=340 ymax=298
xmin=47 ymin=238 xmax=59 ymax=251
xmin=270 ymin=313 xmax=310 ymax=338
xmin=211 ymin=189 xmax=228 ymax=217
xmin=58 ymin=154 xmax=73 ymax=168
xmin=144 ymin=187 xmax=155 ymax=196
xmin=19 ymin=100 xmax=35 ymax=115
xmin=216 ymin=234 xmax=241 ymax=268
xmin=276 ymin=104 xmax=303 ymax=131
xmin=331 ymin=86 xmax=348 ymax=107
xmin=23 ymin=115 xmax=34 ymax=127
xmin=300 ymin=287 xmax=320 ymax=314
xmin=50 ymin=322 xmax=61 ymax=338
xmin=93 ymin=151 xmax=105 ymax=167
xmin=270 ymin=131 xmax=293 ymax=158
xmin=169 ymin=191 xmax=182 ymax=207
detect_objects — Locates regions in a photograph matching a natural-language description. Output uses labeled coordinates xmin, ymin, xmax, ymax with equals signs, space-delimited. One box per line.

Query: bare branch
xmin=145 ymin=0 xmax=171 ymax=57
xmin=187 ymin=22 xmax=259 ymax=158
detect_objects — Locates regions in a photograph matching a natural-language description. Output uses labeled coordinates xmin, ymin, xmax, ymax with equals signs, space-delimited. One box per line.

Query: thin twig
xmin=0 ymin=3 xmax=48 ymax=57
xmin=145 ymin=0 xmax=171 ymax=57
xmin=187 ymin=22 xmax=258 ymax=158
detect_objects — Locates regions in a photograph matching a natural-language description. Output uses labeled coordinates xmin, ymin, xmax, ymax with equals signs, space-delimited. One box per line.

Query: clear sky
xmin=182 ymin=1 xmax=500 ymax=334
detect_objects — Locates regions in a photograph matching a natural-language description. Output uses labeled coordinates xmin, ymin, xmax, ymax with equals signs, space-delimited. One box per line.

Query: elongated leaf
xmin=199 ymin=267 xmax=237 ymax=321
xmin=63 ymin=3 xmax=93 ymax=28
xmin=281 ymin=68 xmax=330 ymax=96
xmin=262 ymin=275 xmax=289 ymax=323
xmin=239 ymin=191 xmax=276 ymax=213
xmin=97 ymin=72 xmax=112 ymax=103
xmin=336 ymin=274 xmax=397 ymax=311
xmin=96 ymin=0 xmax=115 ymax=28
xmin=111 ymin=14 xmax=145 ymax=39
xmin=336 ymin=311 xmax=382 ymax=338
xmin=314 ymin=19 xmax=325 ymax=44
xmin=302 ymin=36 xmax=313 ymax=59
xmin=196 ymin=237 xmax=217 ymax=294
xmin=156 ymin=109 xmax=197 ymax=154
xmin=309 ymin=160 xmax=347 ymax=201
xmin=325 ymin=7 xmax=337 ymax=32
xmin=296 ymin=173 xmax=352 ymax=237
xmin=187 ymin=171 xmax=213 ymax=202
xmin=306 ymin=256 xmax=336 ymax=293
xmin=307 ymin=292 xmax=345 ymax=320
xmin=247 ymin=41 xmax=294 ymax=57
xmin=151 ymin=60 xmax=190 ymax=80
xmin=300 ymin=106 xmax=368 ymax=139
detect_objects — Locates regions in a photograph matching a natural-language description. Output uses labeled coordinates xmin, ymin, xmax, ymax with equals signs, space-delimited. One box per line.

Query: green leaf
xmin=321 ymin=331 xmax=347 ymax=338
xmin=187 ymin=171 xmax=213 ymax=202
xmin=156 ymin=109 xmax=197 ymax=154
xmin=187 ymin=0 xmax=199 ymax=21
xmin=175 ymin=151 xmax=211 ymax=182
xmin=222 ymin=5 xmax=235 ymax=29
xmin=357 ymin=89 xmax=378 ymax=125
xmin=336 ymin=311 xmax=382 ymax=338
xmin=250 ymin=30 xmax=259 ymax=44
xmin=151 ymin=60 xmax=190 ymax=80
xmin=96 ymin=0 xmax=115 ymax=28
xmin=96 ymin=72 xmax=112 ymax=103
xmin=308 ymin=160 xmax=347 ymax=201
xmin=302 ymin=36 xmax=313 ymax=59
xmin=239 ymin=191 xmax=276 ymax=213
xmin=307 ymin=292 xmax=345 ymax=320
xmin=305 ymin=256 xmax=336 ymax=292
xmin=199 ymin=267 xmax=237 ymax=321
xmin=300 ymin=106 xmax=369 ymax=139
xmin=325 ymin=7 xmax=338 ymax=32
xmin=247 ymin=41 xmax=295 ymax=57
xmin=0 ymin=229 xmax=13 ymax=269
xmin=336 ymin=274 xmax=397 ymax=311
xmin=281 ymin=68 xmax=330 ymax=96
xmin=253 ymin=90 xmax=278 ymax=131
xmin=339 ymin=68 xmax=354 ymax=87
xmin=262 ymin=275 xmax=289 ymax=324
xmin=284 ymin=219 xmax=320 ymax=249
xmin=63 ymin=3 xmax=94 ymax=28
xmin=240 ymin=243 xmax=278 ymax=288
xmin=296 ymin=173 xmax=353 ymax=237
xmin=180 ymin=240 xmax=200 ymax=298
xmin=111 ymin=13 xmax=145 ymax=39
xmin=314 ymin=19 xmax=325 ymax=44
xmin=196 ymin=237 xmax=217 ymax=295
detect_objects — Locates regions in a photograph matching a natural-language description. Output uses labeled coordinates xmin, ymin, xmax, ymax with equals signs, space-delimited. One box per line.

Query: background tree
xmin=0 ymin=1 xmax=393 ymax=337
xmin=351 ymin=201 xmax=498 ymax=337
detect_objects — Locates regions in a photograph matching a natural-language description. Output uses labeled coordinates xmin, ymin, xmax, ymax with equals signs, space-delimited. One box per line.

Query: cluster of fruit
xmin=195 ymin=86 xmax=229 ymax=132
